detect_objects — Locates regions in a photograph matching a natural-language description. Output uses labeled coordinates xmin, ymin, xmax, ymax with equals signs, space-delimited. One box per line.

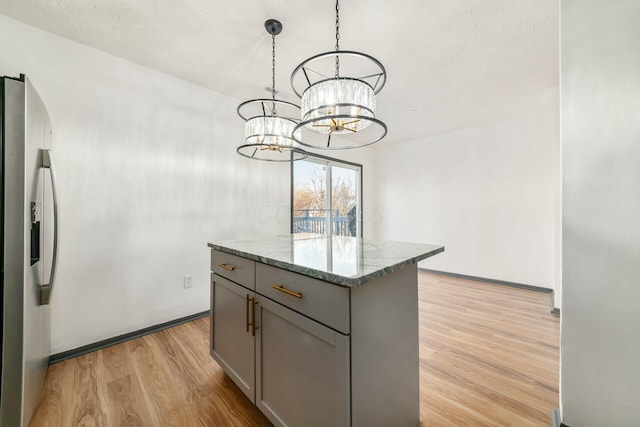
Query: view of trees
xmin=293 ymin=168 xmax=326 ymax=216
xmin=332 ymin=175 xmax=357 ymax=216
xmin=293 ymin=168 xmax=356 ymax=217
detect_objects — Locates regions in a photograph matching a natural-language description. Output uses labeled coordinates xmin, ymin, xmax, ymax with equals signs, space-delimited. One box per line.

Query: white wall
xmin=561 ymin=0 xmax=640 ymax=425
xmin=0 ymin=11 xmax=561 ymax=354
xmin=0 ymin=15 xmax=291 ymax=354
xmin=371 ymin=106 xmax=559 ymax=291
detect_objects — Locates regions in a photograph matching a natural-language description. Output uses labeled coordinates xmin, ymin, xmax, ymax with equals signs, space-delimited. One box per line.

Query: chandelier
xmin=237 ymin=20 xmax=307 ymax=162
xmin=290 ymin=0 xmax=387 ymax=150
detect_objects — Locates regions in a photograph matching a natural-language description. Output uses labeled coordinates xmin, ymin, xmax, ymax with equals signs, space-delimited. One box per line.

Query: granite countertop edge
xmin=208 ymin=243 xmax=445 ymax=287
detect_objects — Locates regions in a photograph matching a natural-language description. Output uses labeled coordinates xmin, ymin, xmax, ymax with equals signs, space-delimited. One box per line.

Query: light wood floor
xmin=30 ymin=272 xmax=559 ymax=426
xmin=418 ymin=273 xmax=559 ymax=426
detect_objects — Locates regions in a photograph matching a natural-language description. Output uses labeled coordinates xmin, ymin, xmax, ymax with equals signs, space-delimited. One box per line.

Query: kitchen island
xmin=208 ymin=234 xmax=444 ymax=427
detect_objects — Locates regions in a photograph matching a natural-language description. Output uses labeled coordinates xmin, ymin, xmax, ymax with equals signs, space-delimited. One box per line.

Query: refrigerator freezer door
xmin=1 ymin=76 xmax=51 ymax=427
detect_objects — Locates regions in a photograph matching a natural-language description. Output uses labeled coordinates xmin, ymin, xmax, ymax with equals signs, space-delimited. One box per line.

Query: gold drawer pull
xmin=272 ymin=284 xmax=303 ymax=299
xmin=218 ymin=263 xmax=236 ymax=272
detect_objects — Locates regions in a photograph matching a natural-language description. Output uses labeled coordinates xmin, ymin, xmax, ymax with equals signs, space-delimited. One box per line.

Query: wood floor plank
xmin=99 ymin=344 xmax=133 ymax=385
xmin=128 ymin=334 xmax=193 ymax=426
xmin=105 ymin=374 xmax=154 ymax=426
xmin=30 ymin=272 xmax=559 ymax=426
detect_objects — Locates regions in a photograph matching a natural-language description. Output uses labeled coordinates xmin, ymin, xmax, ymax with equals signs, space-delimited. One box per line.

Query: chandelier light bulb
xmin=301 ymin=79 xmax=375 ymax=134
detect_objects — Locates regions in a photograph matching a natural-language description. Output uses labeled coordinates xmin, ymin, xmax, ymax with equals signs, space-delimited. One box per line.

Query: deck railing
xmin=293 ymin=209 xmax=352 ymax=236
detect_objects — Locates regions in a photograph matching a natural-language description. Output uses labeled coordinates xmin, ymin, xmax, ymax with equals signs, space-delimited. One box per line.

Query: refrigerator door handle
xmin=40 ymin=149 xmax=58 ymax=305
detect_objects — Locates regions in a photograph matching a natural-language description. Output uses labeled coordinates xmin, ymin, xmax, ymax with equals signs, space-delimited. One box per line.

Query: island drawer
xmin=256 ymin=263 xmax=349 ymax=334
xmin=212 ymin=250 xmax=255 ymax=289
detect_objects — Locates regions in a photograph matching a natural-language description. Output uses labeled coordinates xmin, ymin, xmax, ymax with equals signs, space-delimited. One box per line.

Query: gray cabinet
xmin=255 ymin=263 xmax=349 ymax=334
xmin=210 ymin=250 xmax=349 ymax=427
xmin=210 ymin=275 xmax=256 ymax=401
xmin=256 ymin=296 xmax=350 ymax=427
xmin=210 ymin=248 xmax=420 ymax=427
xmin=211 ymin=250 xmax=256 ymax=288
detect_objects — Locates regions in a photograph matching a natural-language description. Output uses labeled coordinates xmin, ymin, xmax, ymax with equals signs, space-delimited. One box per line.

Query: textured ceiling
xmin=0 ymin=0 xmax=559 ymax=145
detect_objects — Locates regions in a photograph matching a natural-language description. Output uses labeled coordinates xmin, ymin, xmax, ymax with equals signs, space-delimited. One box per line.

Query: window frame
xmin=290 ymin=152 xmax=363 ymax=238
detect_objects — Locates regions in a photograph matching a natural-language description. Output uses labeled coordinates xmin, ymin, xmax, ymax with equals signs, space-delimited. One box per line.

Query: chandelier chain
xmin=271 ymin=33 xmax=277 ymax=115
xmin=335 ymin=0 xmax=340 ymax=77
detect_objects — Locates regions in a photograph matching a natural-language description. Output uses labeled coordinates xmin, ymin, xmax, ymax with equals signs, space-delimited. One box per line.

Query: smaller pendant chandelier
xmin=237 ymin=20 xmax=307 ymax=162
xmin=290 ymin=0 xmax=387 ymax=150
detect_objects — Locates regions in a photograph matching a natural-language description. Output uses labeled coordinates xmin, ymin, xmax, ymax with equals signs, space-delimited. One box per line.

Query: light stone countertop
xmin=208 ymin=234 xmax=444 ymax=287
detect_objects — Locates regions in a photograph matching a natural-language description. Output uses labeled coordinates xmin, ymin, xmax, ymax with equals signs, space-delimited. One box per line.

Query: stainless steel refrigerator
xmin=1 ymin=75 xmax=58 ymax=427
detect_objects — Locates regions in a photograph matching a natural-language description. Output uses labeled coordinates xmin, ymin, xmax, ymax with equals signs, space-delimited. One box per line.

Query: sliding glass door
xmin=292 ymin=156 xmax=362 ymax=238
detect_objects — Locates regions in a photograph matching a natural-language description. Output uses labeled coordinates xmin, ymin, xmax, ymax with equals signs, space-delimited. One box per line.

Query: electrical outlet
xmin=183 ymin=275 xmax=193 ymax=289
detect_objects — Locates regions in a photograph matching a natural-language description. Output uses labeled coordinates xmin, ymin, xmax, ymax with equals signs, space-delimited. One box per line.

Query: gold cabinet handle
xmin=218 ymin=263 xmax=236 ymax=272
xmin=245 ymin=294 xmax=252 ymax=333
xmin=251 ymin=299 xmax=259 ymax=337
xmin=272 ymin=284 xmax=303 ymax=299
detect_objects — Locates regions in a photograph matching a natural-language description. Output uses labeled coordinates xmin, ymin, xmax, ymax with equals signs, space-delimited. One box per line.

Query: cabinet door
xmin=256 ymin=297 xmax=350 ymax=427
xmin=211 ymin=275 xmax=256 ymax=402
